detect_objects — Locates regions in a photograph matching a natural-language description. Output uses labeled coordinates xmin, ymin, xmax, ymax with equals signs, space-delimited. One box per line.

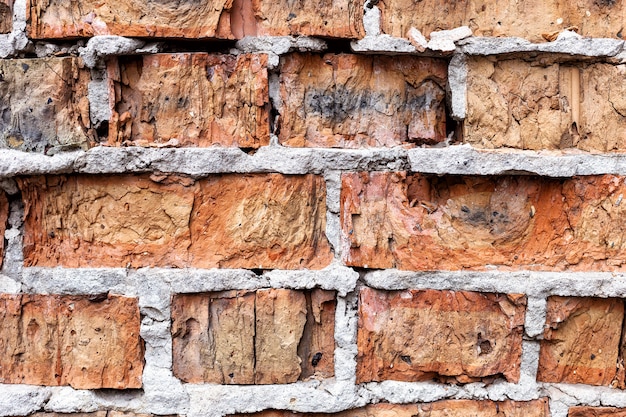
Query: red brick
xmin=341 ymin=172 xmax=626 ymax=271
xmin=0 ymin=57 xmax=94 ymax=153
xmin=379 ymin=0 xmax=625 ymax=42
xmin=0 ymin=294 xmax=143 ymax=389
xmin=538 ymin=296 xmax=624 ymax=386
xmin=357 ymin=287 xmax=526 ymax=383
xmin=466 ymin=58 xmax=626 ymax=152
xmin=27 ymin=0 xmax=235 ymax=39
xmin=230 ymin=399 xmax=550 ymax=417
xmin=171 ymin=289 xmax=335 ymax=384
xmin=108 ymin=54 xmax=270 ymax=148
xmin=0 ymin=0 xmax=11 ymax=33
xmin=569 ymin=407 xmax=626 ymax=416
xmin=278 ymin=54 xmax=447 ymax=148
xmin=19 ymin=173 xmax=332 ymax=269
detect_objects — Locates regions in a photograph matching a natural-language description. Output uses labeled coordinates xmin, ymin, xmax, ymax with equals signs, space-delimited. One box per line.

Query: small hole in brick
xmin=590 ymin=353 xmax=596 ymax=360
xmin=229 ymin=373 xmax=234 ymax=378
xmin=311 ymin=352 xmax=323 ymax=367
xmin=400 ymin=355 xmax=412 ymax=365
xmin=250 ymin=268 xmax=263 ymax=276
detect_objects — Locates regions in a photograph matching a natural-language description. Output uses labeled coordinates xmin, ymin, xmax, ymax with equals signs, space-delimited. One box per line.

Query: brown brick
xmin=379 ymin=0 xmax=625 ymax=42
xmin=108 ymin=54 xmax=270 ymax=148
xmin=538 ymin=296 xmax=624 ymax=386
xmin=466 ymin=58 xmax=626 ymax=152
xmin=230 ymin=399 xmax=550 ymax=417
xmin=570 ymin=407 xmax=626 ymax=416
xmin=250 ymin=0 xmax=364 ymax=38
xmin=341 ymin=172 xmax=626 ymax=271
xmin=278 ymin=54 xmax=447 ymax=148
xmin=20 ymin=173 xmax=332 ymax=269
xmin=28 ymin=0 xmax=234 ymax=39
xmin=0 ymin=192 xmax=7 ymax=266
xmin=0 ymin=57 xmax=94 ymax=153
xmin=171 ymin=289 xmax=336 ymax=384
xmin=0 ymin=0 xmax=11 ymax=33
xmin=0 ymin=294 xmax=143 ymax=389
xmin=356 ymin=287 xmax=526 ymax=384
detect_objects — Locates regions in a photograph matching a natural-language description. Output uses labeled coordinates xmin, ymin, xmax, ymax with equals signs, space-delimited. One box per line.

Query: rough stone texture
xmin=28 ymin=0 xmax=235 ymax=39
xmin=466 ymin=58 xmax=626 ymax=152
xmin=251 ymin=0 xmax=364 ymax=38
xmin=0 ymin=192 xmax=6 ymax=266
xmin=570 ymin=407 xmax=626 ymax=416
xmin=378 ymin=0 xmax=626 ymax=42
xmin=31 ymin=413 xmax=157 ymax=417
xmin=538 ymin=296 xmax=624 ymax=386
xmin=19 ymin=173 xmax=331 ymax=269
xmin=0 ymin=0 xmax=10 ymax=33
xmin=171 ymin=289 xmax=335 ymax=384
xmin=108 ymin=53 xmax=270 ymax=148
xmin=231 ymin=400 xmax=550 ymax=417
xmin=0 ymin=294 xmax=143 ymax=389
xmin=0 ymin=57 xmax=94 ymax=153
xmin=278 ymin=54 xmax=447 ymax=148
xmin=341 ymin=172 xmax=626 ymax=271
xmin=356 ymin=287 xmax=526 ymax=384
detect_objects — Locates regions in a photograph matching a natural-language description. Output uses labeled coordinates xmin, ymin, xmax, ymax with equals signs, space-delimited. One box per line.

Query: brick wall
xmin=2 ymin=1 xmax=626 ymax=417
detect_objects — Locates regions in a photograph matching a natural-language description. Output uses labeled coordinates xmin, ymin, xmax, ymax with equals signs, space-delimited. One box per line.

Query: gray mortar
xmin=79 ymin=36 xmax=161 ymax=68
xmin=447 ymin=54 xmax=467 ymax=120
xmin=362 ymin=3 xmax=381 ymax=37
xmin=88 ymin=69 xmax=112 ymax=128
xmin=236 ymin=36 xmax=327 ymax=55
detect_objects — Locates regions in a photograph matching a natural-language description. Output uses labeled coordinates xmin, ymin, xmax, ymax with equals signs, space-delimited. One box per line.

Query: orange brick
xmin=341 ymin=172 xmax=626 ymax=271
xmin=569 ymin=407 xmax=626 ymax=416
xmin=0 ymin=57 xmax=94 ymax=153
xmin=278 ymin=54 xmax=447 ymax=148
xmin=230 ymin=399 xmax=550 ymax=417
xmin=0 ymin=294 xmax=143 ymax=389
xmin=27 ymin=0 xmax=234 ymax=39
xmin=356 ymin=287 xmax=526 ymax=383
xmin=466 ymin=58 xmax=626 ymax=152
xmin=379 ymin=0 xmax=625 ymax=42
xmin=0 ymin=0 xmax=11 ymax=33
xmin=108 ymin=54 xmax=270 ymax=148
xmin=19 ymin=174 xmax=332 ymax=269
xmin=538 ymin=296 xmax=624 ymax=386
xmin=171 ymin=289 xmax=335 ymax=384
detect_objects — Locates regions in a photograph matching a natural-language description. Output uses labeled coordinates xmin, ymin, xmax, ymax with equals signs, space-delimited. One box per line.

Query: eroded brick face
xmin=108 ymin=54 xmax=270 ymax=148
xmin=19 ymin=173 xmax=332 ymax=269
xmin=28 ymin=0 xmax=235 ymax=39
xmin=569 ymin=407 xmax=626 ymax=416
xmin=379 ymin=0 xmax=625 ymax=41
xmin=0 ymin=57 xmax=94 ymax=153
xmin=538 ymin=296 xmax=624 ymax=386
xmin=341 ymin=172 xmax=626 ymax=271
xmin=356 ymin=287 xmax=526 ymax=384
xmin=0 ymin=0 xmax=11 ymax=33
xmin=0 ymin=294 xmax=143 ymax=389
xmin=466 ymin=58 xmax=626 ymax=152
xmin=171 ymin=289 xmax=335 ymax=384
xmin=278 ymin=54 xmax=447 ymax=148
xmin=230 ymin=400 xmax=550 ymax=417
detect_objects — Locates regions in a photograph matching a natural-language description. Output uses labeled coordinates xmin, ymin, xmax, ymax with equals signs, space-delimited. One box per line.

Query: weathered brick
xmin=538 ymin=296 xmax=624 ymax=386
xmin=108 ymin=54 xmax=270 ymax=148
xmin=171 ymin=289 xmax=335 ymax=384
xmin=230 ymin=399 xmax=550 ymax=417
xmin=357 ymin=287 xmax=526 ymax=384
xmin=379 ymin=0 xmax=625 ymax=42
xmin=0 ymin=57 xmax=94 ymax=153
xmin=0 ymin=294 xmax=143 ymax=389
xmin=28 ymin=0 xmax=235 ymax=39
xmin=466 ymin=58 xmax=626 ymax=152
xmin=570 ymin=407 xmax=626 ymax=416
xmin=251 ymin=0 xmax=364 ymax=38
xmin=341 ymin=172 xmax=626 ymax=271
xmin=278 ymin=54 xmax=447 ymax=148
xmin=0 ymin=0 xmax=11 ymax=33
xmin=0 ymin=192 xmax=7 ymax=266
xmin=20 ymin=173 xmax=331 ymax=269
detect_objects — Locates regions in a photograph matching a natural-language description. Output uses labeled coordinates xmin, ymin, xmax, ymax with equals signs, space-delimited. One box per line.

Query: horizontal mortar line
xmin=20 ymin=264 xmax=358 ymax=296
xmin=4 ymin=146 xmax=626 ymax=178
xmin=363 ymin=270 xmax=626 ymax=298
xmin=408 ymin=145 xmax=626 ymax=177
